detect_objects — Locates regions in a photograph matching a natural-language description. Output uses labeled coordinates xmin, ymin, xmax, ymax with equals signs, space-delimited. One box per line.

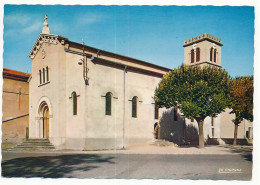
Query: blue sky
xmin=3 ymin=5 xmax=254 ymax=77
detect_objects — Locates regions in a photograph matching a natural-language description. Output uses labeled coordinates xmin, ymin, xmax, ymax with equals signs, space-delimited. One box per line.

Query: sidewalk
xmin=82 ymin=143 xmax=252 ymax=155
xmin=2 ymin=142 xmax=252 ymax=155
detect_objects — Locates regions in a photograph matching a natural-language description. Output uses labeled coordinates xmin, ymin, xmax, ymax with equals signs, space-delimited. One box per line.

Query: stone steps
xmin=6 ymin=139 xmax=55 ymax=151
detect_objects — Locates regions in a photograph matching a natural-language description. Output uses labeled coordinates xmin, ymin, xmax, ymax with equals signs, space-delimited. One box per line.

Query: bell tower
xmin=183 ymin=33 xmax=223 ymax=68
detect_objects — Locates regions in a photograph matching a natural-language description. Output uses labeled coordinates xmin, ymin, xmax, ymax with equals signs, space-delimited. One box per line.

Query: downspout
xmin=123 ymin=65 xmax=127 ymax=149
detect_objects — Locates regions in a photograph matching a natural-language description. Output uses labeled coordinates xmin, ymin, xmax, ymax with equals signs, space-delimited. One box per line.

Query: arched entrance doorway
xmin=154 ymin=122 xmax=159 ymax=139
xmin=39 ymin=101 xmax=50 ymax=138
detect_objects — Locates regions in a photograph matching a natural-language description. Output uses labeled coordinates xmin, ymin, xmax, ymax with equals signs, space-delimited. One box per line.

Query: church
xmin=27 ymin=15 xmax=252 ymax=150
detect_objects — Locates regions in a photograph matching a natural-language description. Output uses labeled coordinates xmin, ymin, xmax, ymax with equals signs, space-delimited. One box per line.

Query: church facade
xmin=27 ymin=16 xmax=252 ymax=150
xmin=28 ymin=16 xmax=170 ymax=150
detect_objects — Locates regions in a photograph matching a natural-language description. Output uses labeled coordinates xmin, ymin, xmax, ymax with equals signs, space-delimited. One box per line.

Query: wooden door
xmin=46 ymin=108 xmax=49 ymax=138
xmin=43 ymin=107 xmax=49 ymax=138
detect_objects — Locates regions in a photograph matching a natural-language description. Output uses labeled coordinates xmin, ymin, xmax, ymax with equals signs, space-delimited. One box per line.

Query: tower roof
xmin=184 ymin=33 xmax=222 ymax=47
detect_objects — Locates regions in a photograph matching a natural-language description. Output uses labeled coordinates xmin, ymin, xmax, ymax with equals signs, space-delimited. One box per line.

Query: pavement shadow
xmin=220 ymin=145 xmax=253 ymax=162
xmin=1 ymin=154 xmax=115 ymax=178
xmin=184 ymin=125 xmax=199 ymax=146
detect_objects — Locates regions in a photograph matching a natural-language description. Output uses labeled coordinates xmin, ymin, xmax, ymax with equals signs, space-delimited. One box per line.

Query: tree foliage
xmin=154 ymin=65 xmax=231 ymax=148
xmin=230 ymin=76 xmax=253 ymax=124
xmin=155 ymin=65 xmax=231 ymax=120
xmin=229 ymin=76 xmax=253 ymax=145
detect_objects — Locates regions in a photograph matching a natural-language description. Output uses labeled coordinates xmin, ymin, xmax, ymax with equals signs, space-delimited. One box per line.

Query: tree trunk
xmin=198 ymin=119 xmax=205 ymax=148
xmin=233 ymin=124 xmax=238 ymax=146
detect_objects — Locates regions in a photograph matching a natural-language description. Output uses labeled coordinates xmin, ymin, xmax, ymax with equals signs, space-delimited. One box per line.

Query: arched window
xmin=196 ymin=47 xmax=200 ymax=62
xmin=191 ymin=49 xmax=194 ymax=63
xmin=210 ymin=47 xmax=213 ymax=61
xmin=132 ymin=96 xmax=138 ymax=118
xmin=46 ymin=66 xmax=49 ymax=82
xmin=42 ymin=68 xmax=45 ymax=83
xmin=72 ymin=91 xmax=77 ymax=115
xmin=214 ymin=49 xmax=217 ymax=63
xmin=105 ymin=92 xmax=112 ymax=115
xmin=39 ymin=70 xmax=42 ymax=84
xmin=154 ymin=104 xmax=159 ymax=120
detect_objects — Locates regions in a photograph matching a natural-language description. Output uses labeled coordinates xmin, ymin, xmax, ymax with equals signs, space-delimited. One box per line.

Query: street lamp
xmin=78 ymin=60 xmax=83 ymax=65
xmin=78 ymin=41 xmax=89 ymax=85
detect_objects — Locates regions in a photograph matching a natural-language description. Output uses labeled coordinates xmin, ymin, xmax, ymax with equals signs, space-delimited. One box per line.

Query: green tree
xmin=229 ymin=76 xmax=253 ymax=146
xmin=154 ymin=65 xmax=231 ymax=148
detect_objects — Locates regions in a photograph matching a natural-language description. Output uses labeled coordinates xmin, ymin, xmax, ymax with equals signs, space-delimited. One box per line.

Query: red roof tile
xmin=3 ymin=68 xmax=31 ymax=82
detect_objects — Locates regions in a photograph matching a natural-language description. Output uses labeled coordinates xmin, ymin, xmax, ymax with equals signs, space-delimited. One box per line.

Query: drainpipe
xmin=122 ymin=65 xmax=127 ymax=149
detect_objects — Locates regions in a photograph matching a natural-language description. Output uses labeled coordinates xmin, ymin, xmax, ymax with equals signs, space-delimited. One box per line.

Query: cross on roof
xmin=44 ymin=14 xmax=48 ymax=22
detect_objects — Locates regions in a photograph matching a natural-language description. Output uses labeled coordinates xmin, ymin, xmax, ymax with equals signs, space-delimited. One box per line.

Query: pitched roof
xmin=28 ymin=33 xmax=171 ymax=74
xmin=3 ymin=68 xmax=31 ymax=82
xmin=67 ymin=40 xmax=172 ymax=73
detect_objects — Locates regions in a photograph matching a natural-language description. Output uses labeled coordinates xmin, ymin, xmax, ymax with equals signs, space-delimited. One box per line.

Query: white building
xmin=27 ymin=16 xmax=252 ymax=150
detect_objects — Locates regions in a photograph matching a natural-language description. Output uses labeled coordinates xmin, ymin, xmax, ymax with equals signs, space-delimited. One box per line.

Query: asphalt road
xmin=1 ymin=152 xmax=252 ymax=180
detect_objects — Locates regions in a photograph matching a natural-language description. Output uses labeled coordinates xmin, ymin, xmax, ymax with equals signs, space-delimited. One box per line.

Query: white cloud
xmin=4 ymin=20 xmax=42 ymax=37
xmin=4 ymin=12 xmax=43 ymax=37
xmin=77 ymin=13 xmax=107 ymax=25
xmin=21 ymin=21 xmax=42 ymax=34
xmin=51 ymin=22 xmax=67 ymax=35
xmin=4 ymin=13 xmax=31 ymax=26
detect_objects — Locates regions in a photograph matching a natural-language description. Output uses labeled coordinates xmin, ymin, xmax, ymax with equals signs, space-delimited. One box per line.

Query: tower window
xmin=210 ymin=47 xmax=213 ymax=61
xmin=132 ymin=96 xmax=138 ymax=118
xmin=154 ymin=104 xmax=159 ymax=120
xmin=196 ymin=47 xmax=200 ymax=62
xmin=214 ymin=49 xmax=217 ymax=63
xmin=191 ymin=49 xmax=195 ymax=63
xmin=105 ymin=92 xmax=112 ymax=115
xmin=72 ymin=91 xmax=77 ymax=115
